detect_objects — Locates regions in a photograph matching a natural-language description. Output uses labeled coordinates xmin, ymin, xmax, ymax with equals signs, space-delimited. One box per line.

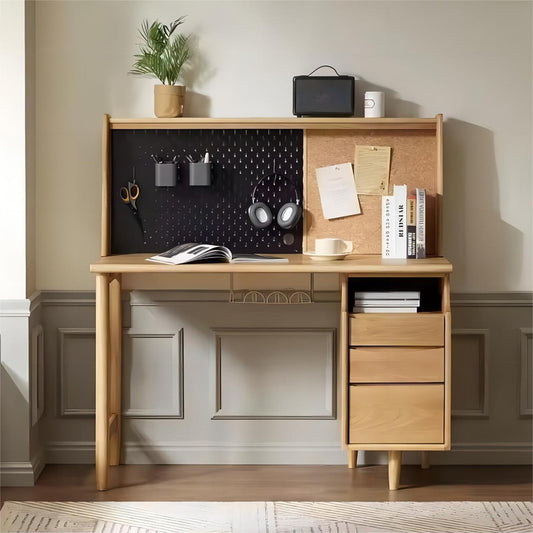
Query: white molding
xmin=520 ymin=328 xmax=533 ymax=416
xmin=58 ymin=328 xmax=96 ymax=416
xmin=122 ymin=331 xmax=184 ymax=419
xmin=451 ymin=329 xmax=490 ymax=418
xmin=31 ymin=324 xmax=45 ymax=425
xmin=0 ymin=298 xmax=31 ymax=317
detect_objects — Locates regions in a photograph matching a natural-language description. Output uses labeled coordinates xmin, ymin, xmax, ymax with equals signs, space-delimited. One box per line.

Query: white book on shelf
xmin=354 ymin=299 xmax=420 ymax=307
xmin=352 ymin=306 xmax=418 ymax=313
xmin=354 ymin=291 xmax=421 ymax=300
xmin=393 ymin=184 xmax=407 ymax=259
xmin=381 ymin=195 xmax=395 ymax=258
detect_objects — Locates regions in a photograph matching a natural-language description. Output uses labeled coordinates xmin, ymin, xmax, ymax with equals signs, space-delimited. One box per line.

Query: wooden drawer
xmin=350 ymin=347 xmax=444 ymax=383
xmin=349 ymin=384 xmax=444 ymax=444
xmin=349 ymin=313 xmax=444 ymax=346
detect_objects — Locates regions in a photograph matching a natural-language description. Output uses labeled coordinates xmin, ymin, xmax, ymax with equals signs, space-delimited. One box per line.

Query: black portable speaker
xmin=293 ymin=65 xmax=355 ymax=117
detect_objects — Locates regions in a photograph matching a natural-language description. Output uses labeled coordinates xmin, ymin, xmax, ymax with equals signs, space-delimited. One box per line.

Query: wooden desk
xmin=90 ymin=254 xmax=452 ymax=491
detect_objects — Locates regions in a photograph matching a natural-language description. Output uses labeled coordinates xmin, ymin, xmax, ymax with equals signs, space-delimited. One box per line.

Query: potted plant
xmin=130 ymin=17 xmax=191 ymax=118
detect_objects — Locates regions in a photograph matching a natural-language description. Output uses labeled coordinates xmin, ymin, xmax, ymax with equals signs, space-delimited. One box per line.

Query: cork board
xmin=303 ymin=129 xmax=439 ymax=255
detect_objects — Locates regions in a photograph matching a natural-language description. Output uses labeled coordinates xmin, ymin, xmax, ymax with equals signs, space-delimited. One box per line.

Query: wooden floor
xmin=1 ymin=465 xmax=531 ymax=503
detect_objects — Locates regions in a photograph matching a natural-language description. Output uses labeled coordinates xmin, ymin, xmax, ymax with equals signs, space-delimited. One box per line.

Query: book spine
xmin=381 ymin=195 xmax=395 ymax=258
xmin=406 ymin=194 xmax=417 ymax=259
xmin=393 ymin=184 xmax=407 ymax=259
xmin=416 ymin=188 xmax=426 ymax=259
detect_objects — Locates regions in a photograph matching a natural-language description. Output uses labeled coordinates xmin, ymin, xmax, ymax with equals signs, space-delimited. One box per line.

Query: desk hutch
xmin=91 ymin=115 xmax=452 ymax=491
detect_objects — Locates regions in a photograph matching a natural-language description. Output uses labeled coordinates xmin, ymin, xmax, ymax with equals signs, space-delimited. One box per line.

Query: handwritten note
xmin=315 ymin=163 xmax=361 ymax=219
xmin=354 ymin=145 xmax=391 ymax=195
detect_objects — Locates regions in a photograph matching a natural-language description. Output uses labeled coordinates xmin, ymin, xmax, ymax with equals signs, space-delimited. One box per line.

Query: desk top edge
xmin=90 ymin=254 xmax=452 ymax=275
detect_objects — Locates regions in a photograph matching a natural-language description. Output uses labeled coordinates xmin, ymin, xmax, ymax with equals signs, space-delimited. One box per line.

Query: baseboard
xmin=45 ymin=441 xmax=533 ymax=466
xmin=0 ymin=450 xmax=45 ymax=486
xmin=46 ymin=441 xmax=348 ymax=464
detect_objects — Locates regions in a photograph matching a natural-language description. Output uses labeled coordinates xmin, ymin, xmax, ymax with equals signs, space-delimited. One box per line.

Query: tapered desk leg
xmin=348 ymin=450 xmax=358 ymax=468
xmin=388 ymin=451 xmax=402 ymax=490
xmin=108 ymin=275 xmax=122 ymax=466
xmin=95 ymin=274 xmax=110 ymax=490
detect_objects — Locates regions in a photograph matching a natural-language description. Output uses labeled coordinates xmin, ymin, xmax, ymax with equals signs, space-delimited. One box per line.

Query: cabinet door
xmin=349 ymin=384 xmax=444 ymax=444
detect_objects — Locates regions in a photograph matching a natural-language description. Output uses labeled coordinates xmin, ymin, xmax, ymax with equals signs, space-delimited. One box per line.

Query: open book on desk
xmin=147 ymin=243 xmax=289 ymax=265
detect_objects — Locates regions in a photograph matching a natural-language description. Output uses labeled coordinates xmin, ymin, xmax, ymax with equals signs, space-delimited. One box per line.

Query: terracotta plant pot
xmin=154 ymin=84 xmax=186 ymax=118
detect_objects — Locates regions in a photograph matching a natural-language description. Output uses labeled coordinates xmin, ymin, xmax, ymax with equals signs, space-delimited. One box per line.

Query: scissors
xmin=120 ymin=169 xmax=144 ymax=234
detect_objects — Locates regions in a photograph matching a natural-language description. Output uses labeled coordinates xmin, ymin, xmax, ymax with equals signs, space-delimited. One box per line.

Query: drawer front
xmin=349 ymin=313 xmax=444 ymax=346
xmin=349 ymin=384 xmax=444 ymax=444
xmin=350 ymin=347 xmax=444 ymax=383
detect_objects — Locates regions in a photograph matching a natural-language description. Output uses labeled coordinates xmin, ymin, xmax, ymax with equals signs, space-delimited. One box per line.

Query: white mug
xmin=364 ymin=91 xmax=385 ymax=118
xmin=315 ymin=238 xmax=353 ymax=255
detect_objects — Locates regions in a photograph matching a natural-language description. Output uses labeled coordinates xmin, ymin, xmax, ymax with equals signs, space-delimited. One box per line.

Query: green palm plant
xmin=130 ymin=17 xmax=191 ymax=85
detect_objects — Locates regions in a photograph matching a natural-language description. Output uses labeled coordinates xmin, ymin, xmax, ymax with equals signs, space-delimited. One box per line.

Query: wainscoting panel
xmin=58 ymin=328 xmax=96 ymax=416
xmin=122 ymin=331 xmax=184 ymax=418
xmin=38 ymin=290 xmax=532 ymax=466
xmin=520 ymin=328 xmax=532 ymax=416
xmin=212 ymin=328 xmax=335 ymax=419
xmin=451 ymin=329 xmax=489 ymax=417
xmin=31 ymin=324 xmax=45 ymax=426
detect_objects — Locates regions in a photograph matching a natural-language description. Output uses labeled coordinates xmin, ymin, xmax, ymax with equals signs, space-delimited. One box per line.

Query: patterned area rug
xmin=1 ymin=501 xmax=532 ymax=533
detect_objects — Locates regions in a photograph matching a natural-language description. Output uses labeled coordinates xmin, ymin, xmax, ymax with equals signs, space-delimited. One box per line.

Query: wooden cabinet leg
xmin=95 ymin=274 xmax=110 ymax=490
xmin=421 ymin=451 xmax=430 ymax=469
xmin=108 ymin=275 xmax=122 ymax=466
xmin=388 ymin=451 xmax=402 ymax=490
xmin=348 ymin=450 xmax=358 ymax=468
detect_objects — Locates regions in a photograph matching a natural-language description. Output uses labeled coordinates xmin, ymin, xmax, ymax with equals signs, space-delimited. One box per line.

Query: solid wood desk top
xmin=90 ymin=254 xmax=452 ymax=275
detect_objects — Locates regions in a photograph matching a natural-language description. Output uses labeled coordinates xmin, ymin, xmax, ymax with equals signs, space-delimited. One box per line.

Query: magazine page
xmin=147 ymin=243 xmax=231 ymax=265
xmin=230 ymin=254 xmax=289 ymax=263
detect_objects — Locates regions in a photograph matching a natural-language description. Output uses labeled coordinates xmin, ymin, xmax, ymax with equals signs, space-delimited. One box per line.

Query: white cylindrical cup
xmin=364 ymin=91 xmax=385 ymax=118
xmin=315 ymin=238 xmax=353 ymax=255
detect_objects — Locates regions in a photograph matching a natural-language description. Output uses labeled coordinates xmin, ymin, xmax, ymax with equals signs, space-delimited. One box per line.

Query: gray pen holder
xmin=189 ymin=162 xmax=212 ymax=186
xmin=155 ymin=162 xmax=178 ymax=187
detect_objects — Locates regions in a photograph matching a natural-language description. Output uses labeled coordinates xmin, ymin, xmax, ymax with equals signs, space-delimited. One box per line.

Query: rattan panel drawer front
xmin=349 ymin=384 xmax=444 ymax=444
xmin=349 ymin=347 xmax=444 ymax=383
xmin=349 ymin=313 xmax=444 ymax=346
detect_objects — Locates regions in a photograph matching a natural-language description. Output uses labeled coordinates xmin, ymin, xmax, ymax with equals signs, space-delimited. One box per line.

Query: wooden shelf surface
xmin=90 ymin=254 xmax=452 ymax=275
xmin=109 ymin=116 xmax=440 ymax=131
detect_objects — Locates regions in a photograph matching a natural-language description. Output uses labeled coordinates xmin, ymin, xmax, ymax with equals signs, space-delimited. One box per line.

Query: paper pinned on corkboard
xmin=315 ymin=162 xmax=361 ymax=220
xmin=354 ymin=145 xmax=391 ymax=195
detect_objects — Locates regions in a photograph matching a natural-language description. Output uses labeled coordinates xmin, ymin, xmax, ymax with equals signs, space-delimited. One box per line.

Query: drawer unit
xmin=350 ymin=347 xmax=444 ymax=383
xmin=349 ymin=313 xmax=444 ymax=346
xmin=349 ymin=384 xmax=444 ymax=444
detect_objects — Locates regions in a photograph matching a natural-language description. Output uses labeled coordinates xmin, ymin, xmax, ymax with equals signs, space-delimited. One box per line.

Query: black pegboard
xmin=110 ymin=129 xmax=304 ymax=254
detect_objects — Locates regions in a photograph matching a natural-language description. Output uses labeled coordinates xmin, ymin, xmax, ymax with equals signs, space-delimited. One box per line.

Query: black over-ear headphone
xmin=248 ymin=172 xmax=302 ymax=229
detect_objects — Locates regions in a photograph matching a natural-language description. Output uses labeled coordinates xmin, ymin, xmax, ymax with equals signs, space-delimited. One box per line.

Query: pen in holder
xmin=189 ymin=161 xmax=212 ymax=186
xmin=154 ymin=161 xmax=178 ymax=187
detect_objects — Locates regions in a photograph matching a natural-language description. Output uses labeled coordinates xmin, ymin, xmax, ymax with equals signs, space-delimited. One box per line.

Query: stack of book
xmin=382 ymin=185 xmax=426 ymax=259
xmin=353 ymin=291 xmax=421 ymax=313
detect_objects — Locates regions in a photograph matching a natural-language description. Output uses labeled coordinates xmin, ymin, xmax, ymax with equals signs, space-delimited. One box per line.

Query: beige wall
xmin=34 ymin=1 xmax=532 ymax=292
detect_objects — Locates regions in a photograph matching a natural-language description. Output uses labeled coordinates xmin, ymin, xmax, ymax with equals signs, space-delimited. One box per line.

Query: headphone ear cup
xmin=248 ymin=202 xmax=273 ymax=228
xmin=276 ymin=202 xmax=302 ymax=229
